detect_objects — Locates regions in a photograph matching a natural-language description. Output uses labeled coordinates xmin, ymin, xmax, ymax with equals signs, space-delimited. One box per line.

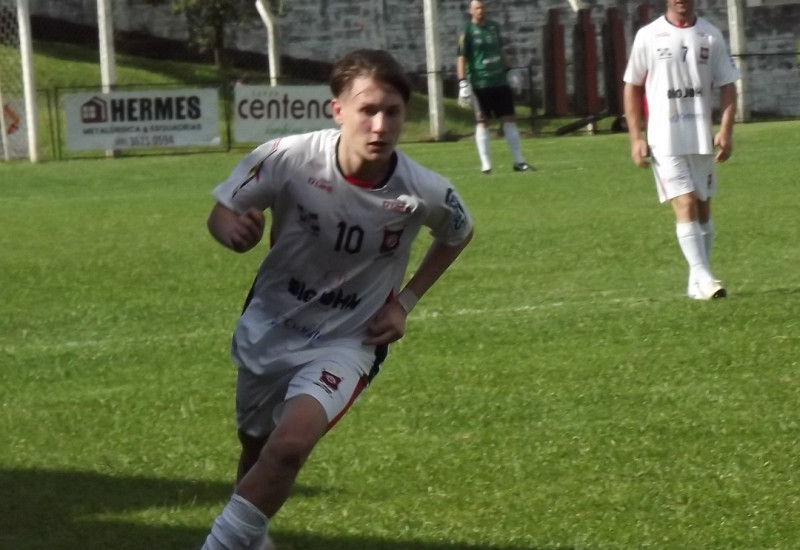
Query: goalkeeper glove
xmin=457 ymin=80 xmax=473 ymax=108
xmin=507 ymin=69 xmax=522 ymax=95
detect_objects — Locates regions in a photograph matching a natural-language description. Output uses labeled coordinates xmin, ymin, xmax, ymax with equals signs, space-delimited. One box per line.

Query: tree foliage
xmin=149 ymin=0 xmax=285 ymax=69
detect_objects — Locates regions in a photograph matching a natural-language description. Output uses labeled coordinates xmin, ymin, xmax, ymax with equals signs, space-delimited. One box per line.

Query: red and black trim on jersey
xmin=337 ymin=148 xmax=399 ymax=190
xmin=232 ymin=140 xmax=282 ymax=198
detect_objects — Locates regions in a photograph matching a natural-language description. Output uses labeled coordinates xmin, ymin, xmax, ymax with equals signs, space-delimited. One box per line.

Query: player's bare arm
xmin=207 ymin=202 xmax=265 ymax=253
xmin=623 ymin=82 xmax=650 ymax=168
xmin=456 ymin=52 xmax=467 ymax=81
xmin=714 ymin=83 xmax=737 ymax=163
xmin=364 ymin=230 xmax=474 ymax=346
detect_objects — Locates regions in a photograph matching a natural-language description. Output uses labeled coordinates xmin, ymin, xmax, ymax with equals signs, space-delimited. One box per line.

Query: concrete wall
xmin=28 ymin=0 xmax=800 ymax=116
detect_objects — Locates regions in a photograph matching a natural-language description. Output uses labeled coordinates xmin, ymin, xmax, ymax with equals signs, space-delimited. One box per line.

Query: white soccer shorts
xmin=235 ymin=347 xmax=380 ymax=438
xmin=651 ymin=154 xmax=717 ymax=203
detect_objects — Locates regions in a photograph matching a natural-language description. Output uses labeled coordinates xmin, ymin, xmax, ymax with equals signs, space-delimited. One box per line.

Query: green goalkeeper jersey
xmin=458 ymin=20 xmax=508 ymax=89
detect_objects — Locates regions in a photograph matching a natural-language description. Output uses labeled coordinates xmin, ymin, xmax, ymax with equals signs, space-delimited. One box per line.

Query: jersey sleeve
xmin=457 ymin=25 xmax=469 ymax=57
xmin=623 ymin=30 xmax=648 ymax=85
xmin=424 ymin=183 xmax=473 ymax=246
xmin=711 ymin=30 xmax=740 ymax=87
xmin=212 ymin=138 xmax=285 ymax=213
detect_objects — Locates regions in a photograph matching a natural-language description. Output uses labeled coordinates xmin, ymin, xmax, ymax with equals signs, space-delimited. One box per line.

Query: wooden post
xmin=572 ymin=8 xmax=599 ymax=115
xmin=601 ymin=6 xmax=627 ymax=116
xmin=543 ymin=9 xmax=568 ymax=116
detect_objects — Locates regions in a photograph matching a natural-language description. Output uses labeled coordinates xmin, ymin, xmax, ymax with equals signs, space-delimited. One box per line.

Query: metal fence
xmin=6 ymin=1 xmax=800 ymax=162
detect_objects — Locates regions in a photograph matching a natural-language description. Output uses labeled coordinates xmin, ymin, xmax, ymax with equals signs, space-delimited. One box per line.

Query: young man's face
xmin=332 ymin=75 xmax=406 ymax=165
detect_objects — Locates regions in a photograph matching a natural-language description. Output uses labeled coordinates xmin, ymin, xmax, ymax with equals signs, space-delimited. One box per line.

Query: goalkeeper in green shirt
xmin=457 ymin=0 xmax=532 ymax=174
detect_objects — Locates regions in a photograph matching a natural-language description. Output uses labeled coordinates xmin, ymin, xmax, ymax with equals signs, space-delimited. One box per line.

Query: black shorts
xmin=473 ymin=85 xmax=516 ymax=121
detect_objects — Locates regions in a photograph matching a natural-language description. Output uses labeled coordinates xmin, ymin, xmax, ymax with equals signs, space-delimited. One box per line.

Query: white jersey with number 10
xmin=623 ymin=16 xmax=740 ymax=156
xmin=213 ymin=129 xmax=473 ymax=375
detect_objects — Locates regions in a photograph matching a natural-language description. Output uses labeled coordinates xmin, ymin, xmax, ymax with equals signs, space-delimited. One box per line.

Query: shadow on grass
xmin=0 ymin=468 xmax=576 ymax=550
xmin=270 ymin=534 xmax=576 ymax=550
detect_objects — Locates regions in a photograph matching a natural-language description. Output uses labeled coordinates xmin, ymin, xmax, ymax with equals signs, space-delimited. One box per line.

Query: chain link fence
xmin=7 ymin=1 xmax=800 ymax=161
xmin=0 ymin=0 xmax=27 ymax=160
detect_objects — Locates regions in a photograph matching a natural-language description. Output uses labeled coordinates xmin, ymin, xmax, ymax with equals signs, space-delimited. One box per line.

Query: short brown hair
xmin=330 ymin=49 xmax=411 ymax=104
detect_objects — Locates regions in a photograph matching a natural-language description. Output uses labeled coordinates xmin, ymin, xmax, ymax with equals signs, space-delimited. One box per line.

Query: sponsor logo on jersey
xmin=382 ymin=200 xmax=409 ymax=213
xmin=315 ymin=369 xmax=343 ymax=394
xmin=669 ymin=112 xmax=699 ymax=123
xmin=288 ymin=277 xmax=362 ymax=310
xmin=445 ymin=188 xmax=468 ymax=230
xmin=283 ymin=318 xmax=321 ymax=341
xmin=307 ymin=176 xmax=333 ymax=193
xmin=656 ymin=47 xmax=673 ymax=59
xmin=382 ymin=194 xmax=419 ymax=213
xmin=699 ymin=47 xmax=709 ymax=62
xmin=297 ymin=204 xmax=321 ymax=235
xmin=666 ymin=87 xmax=703 ymax=99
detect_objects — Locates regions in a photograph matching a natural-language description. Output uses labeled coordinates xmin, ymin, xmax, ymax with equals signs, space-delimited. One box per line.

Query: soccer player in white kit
xmin=198 ymin=49 xmax=473 ymax=550
xmin=623 ymin=0 xmax=739 ymax=299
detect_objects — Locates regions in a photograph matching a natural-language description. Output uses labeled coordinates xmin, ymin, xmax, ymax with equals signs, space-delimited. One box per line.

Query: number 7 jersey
xmin=623 ymin=15 xmax=740 ymax=156
xmin=212 ymin=129 xmax=473 ymax=374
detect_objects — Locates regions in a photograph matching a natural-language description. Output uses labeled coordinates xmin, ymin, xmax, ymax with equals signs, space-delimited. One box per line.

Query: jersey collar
xmin=664 ymin=14 xmax=697 ymax=28
xmin=335 ymin=140 xmax=398 ymax=190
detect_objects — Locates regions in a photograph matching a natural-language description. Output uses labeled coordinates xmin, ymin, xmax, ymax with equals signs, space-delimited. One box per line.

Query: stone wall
xmin=739 ymin=4 xmax=800 ymax=114
xmin=28 ymin=0 xmax=800 ymax=116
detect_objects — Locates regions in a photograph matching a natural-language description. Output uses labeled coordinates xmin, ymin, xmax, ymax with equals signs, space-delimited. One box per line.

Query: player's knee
xmin=264 ymin=431 xmax=317 ymax=470
xmin=670 ymin=193 xmax=700 ymax=220
xmin=672 ymin=192 xmax=695 ymax=207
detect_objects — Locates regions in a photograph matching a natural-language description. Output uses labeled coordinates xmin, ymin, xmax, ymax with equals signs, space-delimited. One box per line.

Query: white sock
xmin=202 ymin=494 xmax=269 ymax=550
xmin=689 ymin=220 xmax=716 ymax=291
xmin=502 ymin=122 xmax=525 ymax=165
xmin=475 ymin=125 xmax=491 ymax=171
xmin=676 ymin=221 xmax=713 ymax=288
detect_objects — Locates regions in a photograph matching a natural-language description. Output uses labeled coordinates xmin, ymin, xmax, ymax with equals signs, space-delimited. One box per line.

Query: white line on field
xmin=1 ymin=296 xmax=652 ymax=355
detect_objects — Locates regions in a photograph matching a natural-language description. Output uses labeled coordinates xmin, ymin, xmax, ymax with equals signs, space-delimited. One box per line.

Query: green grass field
xmin=2 ymin=121 xmax=799 ymax=550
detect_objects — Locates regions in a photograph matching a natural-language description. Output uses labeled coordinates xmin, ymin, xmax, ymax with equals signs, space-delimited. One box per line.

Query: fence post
xmin=572 ymin=8 xmax=599 ymax=116
xmin=601 ymin=6 xmax=626 ymax=116
xmin=543 ymin=8 xmax=568 ymax=116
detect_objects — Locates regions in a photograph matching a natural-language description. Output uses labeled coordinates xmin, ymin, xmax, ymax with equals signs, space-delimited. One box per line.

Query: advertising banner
xmin=64 ymin=88 xmax=220 ymax=151
xmin=234 ymin=85 xmax=336 ymax=143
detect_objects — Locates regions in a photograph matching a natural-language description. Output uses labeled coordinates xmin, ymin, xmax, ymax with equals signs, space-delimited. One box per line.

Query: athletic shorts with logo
xmin=236 ymin=344 xmax=386 ymax=438
xmin=651 ymin=154 xmax=716 ymax=203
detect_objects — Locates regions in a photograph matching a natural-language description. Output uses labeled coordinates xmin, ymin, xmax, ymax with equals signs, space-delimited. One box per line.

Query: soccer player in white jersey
xmin=198 ymin=49 xmax=473 ymax=550
xmin=623 ymin=0 xmax=740 ymax=299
